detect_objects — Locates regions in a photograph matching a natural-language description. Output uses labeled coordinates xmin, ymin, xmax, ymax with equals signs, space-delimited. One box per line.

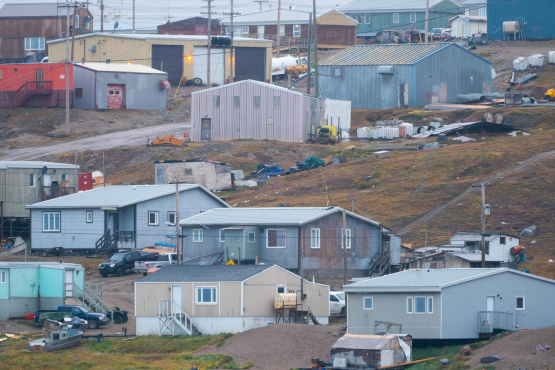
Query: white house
xmin=449 ymin=15 xmax=487 ymax=38
xmin=449 ymin=232 xmax=520 ymax=262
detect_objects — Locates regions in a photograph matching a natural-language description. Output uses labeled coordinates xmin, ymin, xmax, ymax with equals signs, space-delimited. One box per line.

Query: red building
xmin=0 ymin=62 xmax=73 ymax=108
xmin=157 ymin=17 xmax=222 ymax=35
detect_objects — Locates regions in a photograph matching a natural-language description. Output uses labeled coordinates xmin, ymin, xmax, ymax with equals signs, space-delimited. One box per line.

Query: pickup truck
xmin=34 ymin=305 xmax=109 ymax=329
xmin=99 ymin=250 xmax=158 ymax=277
xmin=134 ymin=253 xmax=178 ymax=275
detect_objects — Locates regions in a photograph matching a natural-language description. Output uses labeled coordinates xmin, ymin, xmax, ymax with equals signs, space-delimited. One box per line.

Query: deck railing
xmin=478 ymin=311 xmax=525 ymax=333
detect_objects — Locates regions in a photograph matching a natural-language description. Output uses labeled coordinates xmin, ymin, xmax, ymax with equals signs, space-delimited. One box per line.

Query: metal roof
xmin=190 ymin=79 xmax=310 ymax=98
xmin=75 ymin=63 xmax=167 ymax=74
xmin=449 ymin=15 xmax=487 ymax=22
xmin=93 ymin=17 xmax=164 ymax=33
xmin=319 ymin=43 xmax=453 ymax=66
xmin=339 ymin=0 xmax=442 ymax=13
xmin=0 ymin=3 xmax=75 ymax=18
xmin=331 ymin=334 xmax=398 ymax=350
xmin=449 ymin=252 xmax=503 ymax=262
xmin=0 ymin=261 xmax=83 ymax=269
xmin=180 ymin=206 xmax=382 ymax=227
xmin=449 ymin=232 xmax=518 ymax=242
xmin=136 ymin=264 xmax=273 ymax=283
xmin=26 ymin=184 xmax=229 ymax=209
xmin=461 ymin=0 xmax=487 ymax=5
xmin=0 ymin=161 xmax=79 ymax=170
xmin=47 ymin=33 xmax=272 ymax=45
xmin=221 ymin=9 xmax=323 ymax=26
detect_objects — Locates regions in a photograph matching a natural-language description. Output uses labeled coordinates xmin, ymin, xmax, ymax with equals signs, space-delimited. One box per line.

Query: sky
xmin=0 ymin=0 xmax=349 ymax=22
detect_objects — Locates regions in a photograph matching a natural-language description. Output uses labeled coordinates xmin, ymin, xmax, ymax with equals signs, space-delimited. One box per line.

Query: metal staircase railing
xmin=74 ymin=283 xmax=114 ymax=322
xmin=13 ymin=81 xmax=53 ymax=107
xmin=157 ymin=300 xmax=195 ymax=336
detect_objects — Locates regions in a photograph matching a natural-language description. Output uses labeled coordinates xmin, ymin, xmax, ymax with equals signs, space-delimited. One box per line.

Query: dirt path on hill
xmin=0 ymin=122 xmax=190 ymax=160
xmin=398 ymin=148 xmax=555 ymax=235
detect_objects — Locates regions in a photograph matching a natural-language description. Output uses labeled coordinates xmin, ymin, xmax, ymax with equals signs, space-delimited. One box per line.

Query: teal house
xmin=0 ymin=262 xmax=84 ymax=319
xmin=339 ymin=0 xmax=464 ymax=38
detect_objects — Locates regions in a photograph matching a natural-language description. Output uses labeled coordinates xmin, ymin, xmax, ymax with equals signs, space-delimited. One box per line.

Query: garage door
xmin=235 ymin=47 xmax=266 ymax=82
xmin=151 ymin=44 xmax=183 ymax=85
xmin=107 ymin=84 xmax=124 ymax=109
xmin=193 ymin=46 xmax=225 ymax=86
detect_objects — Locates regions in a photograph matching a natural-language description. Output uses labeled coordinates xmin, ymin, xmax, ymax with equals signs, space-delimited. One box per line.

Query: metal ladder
xmin=517 ymin=18 xmax=526 ymax=40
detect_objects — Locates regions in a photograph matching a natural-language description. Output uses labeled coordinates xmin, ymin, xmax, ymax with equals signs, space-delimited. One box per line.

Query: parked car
xmin=430 ymin=28 xmax=444 ymax=40
xmin=99 ymin=250 xmax=158 ymax=277
xmin=330 ymin=291 xmax=346 ymax=317
xmin=34 ymin=305 xmax=108 ymax=329
xmin=134 ymin=253 xmax=177 ymax=275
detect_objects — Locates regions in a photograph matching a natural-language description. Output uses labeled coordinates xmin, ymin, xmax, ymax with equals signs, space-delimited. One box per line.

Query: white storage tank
xmin=503 ymin=21 xmax=520 ymax=34
xmin=275 ymin=293 xmax=297 ymax=309
xmin=528 ymin=54 xmax=544 ymax=67
xmin=513 ymin=57 xmax=529 ymax=71
xmin=549 ymin=51 xmax=555 ymax=64
xmin=373 ymin=126 xmax=385 ymax=139
xmin=357 ymin=127 xmax=371 ymax=140
xmin=384 ymin=126 xmax=400 ymax=139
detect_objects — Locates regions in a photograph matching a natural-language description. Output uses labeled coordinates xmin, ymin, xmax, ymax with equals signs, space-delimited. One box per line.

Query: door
xmin=151 ymin=44 xmax=184 ymax=85
xmin=107 ymin=212 xmax=119 ymax=234
xmin=234 ymin=47 xmax=266 ymax=82
xmin=36 ymin=69 xmax=43 ymax=88
xmin=193 ymin=46 xmax=225 ymax=86
xmin=257 ymin=25 xmax=265 ymax=39
xmin=65 ymin=270 xmax=74 ymax=298
xmin=486 ymin=296 xmax=495 ymax=327
xmin=43 ymin=173 xmax=52 ymax=196
xmin=463 ymin=20 xmax=470 ymax=38
xmin=107 ymin=84 xmax=124 ymax=109
xmin=201 ymin=118 xmax=211 ymax=141
xmin=171 ymin=284 xmax=182 ymax=314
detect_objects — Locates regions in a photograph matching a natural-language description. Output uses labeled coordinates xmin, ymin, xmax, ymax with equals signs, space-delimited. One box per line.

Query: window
xmin=279 ymin=25 xmax=285 ymax=36
xmin=415 ymin=297 xmax=426 ymax=314
xmin=276 ymin=285 xmax=287 ymax=294
xmin=196 ymin=287 xmax=217 ymax=304
xmin=330 ymin=295 xmax=339 ymax=302
xmin=75 ymin=88 xmax=83 ymax=98
xmin=267 ymin=117 xmax=274 ymax=125
xmin=293 ymin=24 xmax=301 ymax=37
xmin=0 ymin=271 xmax=5 ymax=283
xmin=29 ymin=173 xmax=36 ymax=187
xmin=364 ymin=14 xmax=371 ymax=24
xmin=500 ymin=236 xmax=506 ymax=245
xmin=25 ymin=37 xmax=45 ymax=50
xmin=167 ymin=211 xmax=176 ymax=225
xmin=86 ymin=211 xmax=93 ymax=223
xmin=214 ymin=95 xmax=220 ymax=108
xmin=75 ymin=15 xmax=79 ymax=27
xmin=516 ymin=297 xmax=525 ymax=310
xmin=234 ymin=26 xmax=241 ymax=36
xmin=478 ymin=6 xmax=486 ymax=16
xmin=273 ymin=96 xmax=281 ymax=108
xmin=363 ymin=297 xmax=373 ymax=310
xmin=432 ymin=256 xmax=445 ymax=261
xmin=185 ymin=168 xmax=193 ymax=175
xmin=427 ymin=297 xmax=433 ymax=314
xmin=248 ymin=232 xmax=255 ymax=242
xmin=233 ymin=96 xmax=240 ymax=108
xmin=407 ymin=297 xmax=413 ymax=314
xmin=267 ymin=229 xmax=286 ymax=248
xmin=356 ymin=14 xmax=363 ymax=23
xmin=61 ymin=174 xmax=68 ymax=182
xmin=341 ymin=228 xmax=352 ymax=249
xmin=219 ymin=229 xmax=226 ymax=242
xmin=253 ymin=96 xmax=261 ymax=108
xmin=393 ymin=13 xmax=400 ymax=23
xmin=311 ymin=228 xmax=320 ymax=249
xmin=148 ymin=211 xmax=159 ymax=226
xmin=410 ymin=13 xmax=416 ymax=23
xmin=43 ymin=212 xmax=60 ymax=232
xmin=242 ymin=26 xmax=249 ymax=36
xmin=193 ymin=229 xmax=203 ymax=242
xmin=226 ymin=27 xmax=231 ymax=36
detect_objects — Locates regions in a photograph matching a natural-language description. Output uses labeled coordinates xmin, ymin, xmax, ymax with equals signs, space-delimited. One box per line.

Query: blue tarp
xmin=154 ymin=242 xmax=176 ymax=248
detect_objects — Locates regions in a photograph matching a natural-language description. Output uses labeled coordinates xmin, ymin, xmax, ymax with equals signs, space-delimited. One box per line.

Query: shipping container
xmin=78 ymin=173 xmax=93 ymax=191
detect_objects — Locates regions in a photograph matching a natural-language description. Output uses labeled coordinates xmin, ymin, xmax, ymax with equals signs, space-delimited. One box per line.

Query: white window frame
xmin=43 ymin=212 xmax=61 ymax=232
xmin=356 ymin=14 xmax=363 ymax=23
xmin=0 ymin=271 xmax=5 ymax=283
xmin=86 ymin=211 xmax=93 ymax=223
xmin=219 ymin=229 xmax=225 ymax=242
xmin=167 ymin=211 xmax=176 ymax=225
xmin=25 ymin=37 xmax=45 ymax=50
xmin=193 ymin=229 xmax=203 ymax=242
xmin=196 ymin=286 xmax=217 ymax=305
xmin=363 ymin=296 xmax=373 ymax=310
xmin=266 ymin=228 xmax=286 ymax=248
xmin=410 ymin=13 xmax=416 ymax=23
xmin=341 ymin=228 xmax=352 ymax=249
xmin=75 ymin=15 xmax=79 ymax=28
xmin=29 ymin=173 xmax=36 ymax=187
xmin=242 ymin=26 xmax=249 ymax=36
xmin=365 ymin=14 xmax=371 ymax=24
xmin=516 ymin=296 xmax=525 ymax=310
xmin=148 ymin=211 xmax=159 ymax=226
xmin=500 ymin=236 xmax=506 ymax=245
xmin=414 ymin=296 xmax=426 ymax=314
xmin=234 ymin=26 xmax=241 ymax=37
xmin=276 ymin=284 xmax=287 ymax=294
xmin=311 ymin=228 xmax=321 ymax=249
xmin=393 ymin=13 xmax=400 ymax=23
xmin=248 ymin=232 xmax=255 ymax=242
xmin=293 ymin=24 xmax=301 ymax=37
xmin=427 ymin=296 xmax=433 ymax=314
xmin=407 ymin=296 xmax=413 ymax=314
xmin=279 ymin=25 xmax=285 ymax=36
xmin=226 ymin=27 xmax=231 ymax=36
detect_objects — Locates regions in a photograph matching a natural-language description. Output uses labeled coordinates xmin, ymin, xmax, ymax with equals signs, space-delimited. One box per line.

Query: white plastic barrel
xmin=513 ymin=57 xmax=529 ymax=71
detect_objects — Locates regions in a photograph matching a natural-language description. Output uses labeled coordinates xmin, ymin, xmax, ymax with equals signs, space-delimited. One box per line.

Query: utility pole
xmin=425 ymin=0 xmax=429 ymax=43
xmin=307 ymin=13 xmax=312 ymax=95
xmin=71 ymin=1 xmax=76 ymax=62
xmin=472 ymin=181 xmax=490 ymax=268
xmin=352 ymin=198 xmax=355 ymax=212
xmin=102 ymin=152 xmax=105 ymax=187
xmin=312 ymin=0 xmax=319 ymax=97
xmin=342 ymin=209 xmax=348 ymax=287
xmin=253 ymin=0 xmax=268 ymax=11
xmin=201 ymin=0 xmax=215 ymax=87
xmin=132 ymin=0 xmax=135 ymax=33
xmin=276 ymin=0 xmax=281 ymax=57
xmin=65 ymin=0 xmax=70 ymax=135
xmin=100 ymin=0 xmax=104 ymax=32
xmin=223 ymin=2 xmax=240 ymax=83
xmin=170 ymin=181 xmax=186 ymax=266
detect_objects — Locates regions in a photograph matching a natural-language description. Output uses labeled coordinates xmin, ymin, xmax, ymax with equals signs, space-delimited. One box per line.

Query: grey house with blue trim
xmin=318 ymin=43 xmax=493 ymax=110
xmin=26 ymin=185 xmax=229 ymax=252
xmin=344 ymin=268 xmax=555 ymax=340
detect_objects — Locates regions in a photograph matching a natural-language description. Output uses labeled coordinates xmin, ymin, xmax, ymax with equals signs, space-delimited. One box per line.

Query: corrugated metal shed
xmin=0 ymin=3 xmax=75 ymax=17
xmin=487 ymin=0 xmax=555 ymax=40
xmin=75 ymin=62 xmax=166 ymax=74
xmin=0 ymin=161 xmax=79 ymax=170
xmin=319 ymin=43 xmax=451 ymax=65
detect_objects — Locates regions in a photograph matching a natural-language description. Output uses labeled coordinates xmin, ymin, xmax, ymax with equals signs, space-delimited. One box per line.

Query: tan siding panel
xmin=135 ymin=283 xmax=171 ymax=316
xmin=317 ymin=10 xmax=359 ymax=26
xmin=220 ymin=282 xmax=241 ymax=316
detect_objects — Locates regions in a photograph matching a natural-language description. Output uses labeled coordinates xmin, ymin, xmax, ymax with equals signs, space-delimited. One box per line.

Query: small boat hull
xmin=27 ymin=331 xmax=83 ymax=352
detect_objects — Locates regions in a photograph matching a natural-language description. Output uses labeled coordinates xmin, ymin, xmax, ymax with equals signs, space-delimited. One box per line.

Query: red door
xmin=107 ymin=84 xmax=124 ymax=109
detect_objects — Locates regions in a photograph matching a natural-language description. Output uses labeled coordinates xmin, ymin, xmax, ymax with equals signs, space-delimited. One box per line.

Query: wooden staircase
xmin=95 ymin=231 xmax=119 ymax=256
xmin=368 ymin=249 xmax=391 ymax=277
xmin=157 ymin=300 xmax=201 ymax=336
xmin=13 ymin=81 xmax=53 ymax=108
xmin=307 ymin=308 xmax=319 ymax=325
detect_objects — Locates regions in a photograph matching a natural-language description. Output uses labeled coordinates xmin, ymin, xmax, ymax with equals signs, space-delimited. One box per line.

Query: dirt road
xmin=398 ymin=148 xmax=555 ymax=235
xmin=0 ymin=122 xmax=190 ymax=161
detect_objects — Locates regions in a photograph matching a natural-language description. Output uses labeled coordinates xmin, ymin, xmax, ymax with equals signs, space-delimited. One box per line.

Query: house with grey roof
xmin=26 ymin=185 xmax=229 ymax=253
xmin=344 ymin=268 xmax=555 ymax=339
xmin=179 ymin=207 xmax=400 ymax=278
xmin=318 ymin=43 xmax=493 ymax=110
xmin=407 ymin=250 xmax=502 ymax=269
xmin=449 ymin=232 xmax=520 ymax=262
xmin=134 ymin=264 xmax=330 ymax=335
xmin=338 ymin=0 xmax=463 ymax=37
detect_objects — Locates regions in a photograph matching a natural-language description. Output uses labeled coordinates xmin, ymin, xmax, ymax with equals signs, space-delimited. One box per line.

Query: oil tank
xmin=510 ymin=245 xmax=525 ymax=255
xmin=503 ymin=21 xmax=520 ymax=34
xmin=275 ymin=293 xmax=297 ymax=309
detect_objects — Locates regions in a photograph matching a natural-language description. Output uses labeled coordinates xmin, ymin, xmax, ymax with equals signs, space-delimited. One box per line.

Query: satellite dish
xmin=114 ymin=21 xmax=119 ymax=30
xmin=41 ymin=166 xmax=48 ymax=175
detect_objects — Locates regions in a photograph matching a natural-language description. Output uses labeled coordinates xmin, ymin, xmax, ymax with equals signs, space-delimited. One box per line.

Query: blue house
xmin=0 ymin=262 xmax=84 ymax=319
xmin=26 ymin=185 xmax=229 ymax=252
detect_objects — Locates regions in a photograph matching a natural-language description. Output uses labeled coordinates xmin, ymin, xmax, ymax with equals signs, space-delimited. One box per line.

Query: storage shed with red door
xmin=72 ymin=62 xmax=169 ymax=110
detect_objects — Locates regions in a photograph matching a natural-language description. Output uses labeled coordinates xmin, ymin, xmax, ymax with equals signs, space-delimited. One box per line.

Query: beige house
xmin=134 ymin=264 xmax=330 ymax=335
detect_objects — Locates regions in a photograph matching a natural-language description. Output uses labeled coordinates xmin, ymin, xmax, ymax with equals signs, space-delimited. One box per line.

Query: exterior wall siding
xmin=487 ymin=0 xmax=555 ymax=40
xmin=72 ymin=66 xmax=96 ymax=109
xmin=347 ymin=292 xmax=442 ymax=339
xmin=10 ymin=268 xmax=39 ymax=297
xmin=0 ymin=268 xmax=8 ymax=300
xmin=441 ymin=272 xmax=555 ymax=339
xmin=38 ymin=267 xmax=64 ymax=297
